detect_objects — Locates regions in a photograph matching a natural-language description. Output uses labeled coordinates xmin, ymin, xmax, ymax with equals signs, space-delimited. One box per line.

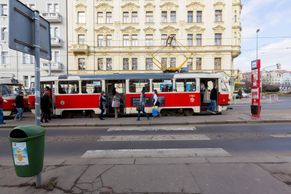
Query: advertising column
xmin=251 ymin=59 xmax=261 ymax=117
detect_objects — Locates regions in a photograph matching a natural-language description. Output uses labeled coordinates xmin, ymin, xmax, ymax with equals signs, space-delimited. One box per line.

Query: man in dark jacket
xmin=41 ymin=90 xmax=51 ymax=123
xmin=99 ymin=91 xmax=106 ymax=120
xmin=15 ymin=92 xmax=24 ymax=120
xmin=0 ymin=94 xmax=5 ymax=124
xmin=208 ymin=83 xmax=218 ymax=113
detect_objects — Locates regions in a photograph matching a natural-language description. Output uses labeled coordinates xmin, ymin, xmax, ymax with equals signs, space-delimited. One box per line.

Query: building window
xmin=23 ymin=76 xmax=29 ymax=88
xmin=0 ymin=51 xmax=8 ymax=64
xmin=0 ymin=4 xmax=8 ymax=16
xmin=187 ymin=34 xmax=193 ymax=46
xmin=1 ymin=27 xmax=7 ymax=41
xmin=214 ymin=57 xmax=221 ymax=70
xmin=123 ymin=58 xmax=129 ymax=70
xmin=161 ymin=57 xmax=167 ymax=69
xmin=97 ymin=12 xmax=103 ymax=23
xmin=132 ymin=11 xmax=138 ymax=23
xmin=78 ymin=58 xmax=86 ymax=70
xmin=187 ymin=11 xmax=193 ymax=23
xmin=196 ymin=11 xmax=202 ymax=23
xmin=106 ymin=35 xmax=112 ymax=46
xmin=123 ymin=34 xmax=130 ymax=46
xmin=145 ymin=11 xmax=153 ymax=23
xmin=145 ymin=34 xmax=153 ymax=46
xmin=132 ymin=58 xmax=138 ymax=70
xmin=97 ymin=35 xmax=104 ymax=46
xmin=196 ymin=57 xmax=202 ymax=70
xmin=215 ymin=33 xmax=222 ymax=45
xmin=196 ymin=34 xmax=202 ymax=46
xmin=161 ymin=34 xmax=167 ymax=46
xmin=77 ymin=11 xmax=86 ymax=23
xmin=234 ymin=10 xmax=237 ymax=23
xmin=78 ymin=34 xmax=85 ymax=44
xmin=215 ymin=10 xmax=222 ymax=22
xmin=161 ymin=11 xmax=167 ymax=23
xmin=123 ymin=12 xmax=129 ymax=23
xmin=146 ymin=58 xmax=153 ymax=70
xmin=52 ymin=50 xmax=60 ymax=62
xmin=170 ymin=11 xmax=176 ymax=23
xmin=50 ymin=26 xmax=59 ymax=38
xmin=97 ymin=58 xmax=103 ymax=70
xmin=170 ymin=58 xmax=176 ymax=68
xmin=106 ymin=12 xmax=112 ymax=23
xmin=187 ymin=57 xmax=193 ymax=70
xmin=106 ymin=58 xmax=112 ymax=70
xmin=22 ymin=53 xmax=33 ymax=64
xmin=47 ymin=3 xmax=59 ymax=12
xmin=131 ymin=34 xmax=138 ymax=46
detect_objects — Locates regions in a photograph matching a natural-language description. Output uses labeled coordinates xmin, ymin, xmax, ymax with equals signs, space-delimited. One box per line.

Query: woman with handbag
xmin=137 ymin=87 xmax=149 ymax=121
xmin=112 ymin=88 xmax=120 ymax=119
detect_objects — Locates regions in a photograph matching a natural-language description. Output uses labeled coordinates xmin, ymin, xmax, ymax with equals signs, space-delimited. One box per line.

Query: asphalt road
xmin=1 ymin=123 xmax=291 ymax=159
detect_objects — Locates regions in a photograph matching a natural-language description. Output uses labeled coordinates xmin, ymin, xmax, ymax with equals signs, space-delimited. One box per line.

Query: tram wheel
xmin=183 ymin=109 xmax=193 ymax=116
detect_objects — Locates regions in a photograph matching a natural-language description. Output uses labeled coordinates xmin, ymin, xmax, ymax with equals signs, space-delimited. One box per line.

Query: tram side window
xmin=58 ymin=81 xmax=79 ymax=94
xmin=40 ymin=82 xmax=55 ymax=94
xmin=81 ymin=80 xmax=102 ymax=94
xmin=152 ymin=79 xmax=173 ymax=92
xmin=129 ymin=79 xmax=150 ymax=93
xmin=220 ymin=80 xmax=228 ymax=92
xmin=175 ymin=79 xmax=196 ymax=92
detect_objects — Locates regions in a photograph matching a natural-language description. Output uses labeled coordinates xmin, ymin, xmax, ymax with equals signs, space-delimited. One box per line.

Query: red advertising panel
xmin=251 ymin=59 xmax=261 ymax=117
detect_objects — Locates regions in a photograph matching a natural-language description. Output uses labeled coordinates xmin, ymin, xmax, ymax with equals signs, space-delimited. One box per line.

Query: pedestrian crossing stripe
xmin=81 ymin=148 xmax=231 ymax=158
xmin=107 ymin=126 xmax=197 ymax=132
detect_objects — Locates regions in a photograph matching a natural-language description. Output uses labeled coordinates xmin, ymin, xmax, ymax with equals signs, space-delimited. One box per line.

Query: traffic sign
xmin=9 ymin=0 xmax=51 ymax=60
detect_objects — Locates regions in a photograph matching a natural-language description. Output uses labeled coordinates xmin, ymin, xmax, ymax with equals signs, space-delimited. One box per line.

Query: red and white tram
xmin=28 ymin=72 xmax=230 ymax=117
xmin=0 ymin=75 xmax=28 ymax=116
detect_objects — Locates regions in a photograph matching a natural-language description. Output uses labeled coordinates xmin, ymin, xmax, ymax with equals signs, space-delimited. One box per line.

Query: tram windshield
xmin=0 ymin=84 xmax=23 ymax=97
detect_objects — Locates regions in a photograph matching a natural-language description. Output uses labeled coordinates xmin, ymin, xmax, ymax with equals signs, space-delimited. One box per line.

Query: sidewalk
xmin=1 ymin=156 xmax=291 ymax=194
xmin=1 ymin=107 xmax=291 ymax=128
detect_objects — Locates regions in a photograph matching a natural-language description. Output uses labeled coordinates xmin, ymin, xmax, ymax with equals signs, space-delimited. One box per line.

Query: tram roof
xmin=41 ymin=72 xmax=226 ymax=81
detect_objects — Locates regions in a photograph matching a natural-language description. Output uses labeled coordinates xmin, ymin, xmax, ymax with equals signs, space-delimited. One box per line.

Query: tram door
xmin=105 ymin=80 xmax=126 ymax=115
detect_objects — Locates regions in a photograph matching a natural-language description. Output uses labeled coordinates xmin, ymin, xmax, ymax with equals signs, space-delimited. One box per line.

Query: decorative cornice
xmin=185 ymin=25 xmax=205 ymax=33
xmin=95 ymin=26 xmax=114 ymax=34
xmin=186 ymin=2 xmax=205 ymax=10
xmin=160 ymin=2 xmax=179 ymax=10
xmin=95 ymin=3 xmax=113 ymax=11
xmin=75 ymin=3 xmax=87 ymax=11
xmin=144 ymin=3 xmax=155 ymax=11
xmin=121 ymin=26 xmax=140 ymax=33
xmin=144 ymin=27 xmax=156 ymax=34
xmin=75 ymin=26 xmax=87 ymax=33
xmin=121 ymin=2 xmax=140 ymax=11
xmin=212 ymin=25 xmax=225 ymax=32
xmin=213 ymin=1 xmax=225 ymax=9
xmin=159 ymin=25 xmax=179 ymax=33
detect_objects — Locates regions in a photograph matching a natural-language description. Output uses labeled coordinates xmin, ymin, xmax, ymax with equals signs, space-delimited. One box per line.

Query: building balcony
xmin=42 ymin=62 xmax=63 ymax=72
xmin=70 ymin=44 xmax=89 ymax=55
xmin=42 ymin=12 xmax=62 ymax=23
xmin=51 ymin=36 xmax=62 ymax=47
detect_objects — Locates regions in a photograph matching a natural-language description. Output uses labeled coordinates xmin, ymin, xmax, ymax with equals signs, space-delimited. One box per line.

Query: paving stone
xmin=78 ymin=165 xmax=112 ymax=184
xmin=188 ymin=163 xmax=291 ymax=194
xmin=0 ymin=167 xmax=34 ymax=186
xmin=101 ymin=164 xmax=200 ymax=193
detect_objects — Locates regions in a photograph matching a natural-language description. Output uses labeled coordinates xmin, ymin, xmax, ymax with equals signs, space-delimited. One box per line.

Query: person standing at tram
xmin=112 ymin=88 xmax=120 ymax=119
xmin=137 ymin=87 xmax=150 ymax=121
xmin=41 ymin=90 xmax=51 ymax=123
xmin=99 ymin=91 xmax=106 ymax=120
xmin=208 ymin=83 xmax=218 ymax=114
xmin=15 ymin=92 xmax=24 ymax=121
xmin=0 ymin=93 xmax=6 ymax=125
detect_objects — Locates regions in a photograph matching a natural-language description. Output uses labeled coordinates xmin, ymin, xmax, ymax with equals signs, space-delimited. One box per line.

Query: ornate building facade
xmin=68 ymin=0 xmax=242 ymax=75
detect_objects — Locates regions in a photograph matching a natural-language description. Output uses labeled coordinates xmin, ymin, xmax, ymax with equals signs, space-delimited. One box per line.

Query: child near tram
xmin=137 ymin=87 xmax=150 ymax=121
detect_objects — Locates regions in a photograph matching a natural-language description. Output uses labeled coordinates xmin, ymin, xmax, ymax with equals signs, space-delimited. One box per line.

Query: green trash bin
xmin=9 ymin=125 xmax=45 ymax=177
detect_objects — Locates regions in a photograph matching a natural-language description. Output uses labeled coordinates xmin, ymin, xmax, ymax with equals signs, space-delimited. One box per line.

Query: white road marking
xmin=107 ymin=126 xmax=196 ymax=132
xmin=97 ymin=134 xmax=210 ymax=141
xmin=81 ymin=148 xmax=231 ymax=158
xmin=270 ymin=134 xmax=291 ymax=138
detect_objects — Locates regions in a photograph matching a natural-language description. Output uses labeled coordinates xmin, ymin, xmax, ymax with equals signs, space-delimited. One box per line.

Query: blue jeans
xmin=208 ymin=100 xmax=217 ymax=112
xmin=0 ymin=108 xmax=4 ymax=124
xmin=15 ymin=108 xmax=23 ymax=120
xmin=137 ymin=107 xmax=149 ymax=120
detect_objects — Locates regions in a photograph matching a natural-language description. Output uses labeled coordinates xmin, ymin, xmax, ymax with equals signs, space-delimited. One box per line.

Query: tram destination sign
xmin=9 ymin=0 xmax=51 ymax=60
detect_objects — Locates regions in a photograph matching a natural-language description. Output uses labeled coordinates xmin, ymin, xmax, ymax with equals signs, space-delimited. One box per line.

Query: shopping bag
xmin=152 ymin=106 xmax=159 ymax=117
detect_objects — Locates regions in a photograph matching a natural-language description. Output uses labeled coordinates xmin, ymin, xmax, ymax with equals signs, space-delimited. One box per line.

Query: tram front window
xmin=0 ymin=84 xmax=23 ymax=97
xmin=59 ymin=81 xmax=79 ymax=94
xmin=175 ymin=79 xmax=196 ymax=92
xmin=81 ymin=80 xmax=102 ymax=94
xmin=153 ymin=79 xmax=173 ymax=92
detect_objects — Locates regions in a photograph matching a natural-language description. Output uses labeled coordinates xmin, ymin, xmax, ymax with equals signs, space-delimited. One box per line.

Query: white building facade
xmin=68 ymin=0 xmax=242 ymax=75
xmin=0 ymin=0 xmax=67 ymax=88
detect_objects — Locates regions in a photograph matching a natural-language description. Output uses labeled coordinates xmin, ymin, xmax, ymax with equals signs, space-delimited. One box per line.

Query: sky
xmin=234 ymin=0 xmax=291 ymax=72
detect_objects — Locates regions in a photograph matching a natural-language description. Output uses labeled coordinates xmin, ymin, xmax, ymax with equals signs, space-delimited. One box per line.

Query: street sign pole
xmin=34 ymin=10 xmax=41 ymax=187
